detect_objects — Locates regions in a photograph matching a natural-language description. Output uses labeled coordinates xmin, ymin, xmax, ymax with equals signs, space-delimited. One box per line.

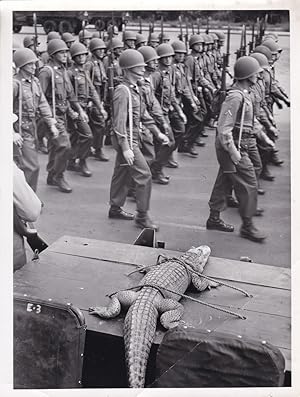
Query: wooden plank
xmin=47 ymin=236 xmax=291 ymax=290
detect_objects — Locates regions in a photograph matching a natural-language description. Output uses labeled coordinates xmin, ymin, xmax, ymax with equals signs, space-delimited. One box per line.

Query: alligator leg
xmin=89 ymin=290 xmax=139 ymax=318
xmin=157 ymin=299 xmax=185 ymax=329
xmin=191 ymin=273 xmax=219 ymax=292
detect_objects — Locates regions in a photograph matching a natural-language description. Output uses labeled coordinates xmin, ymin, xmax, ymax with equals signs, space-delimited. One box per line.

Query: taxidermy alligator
xmin=89 ymin=245 xmax=218 ymax=388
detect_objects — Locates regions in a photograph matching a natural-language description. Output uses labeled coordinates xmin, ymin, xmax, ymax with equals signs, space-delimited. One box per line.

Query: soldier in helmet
xmin=109 ymin=49 xmax=158 ymax=230
xmin=159 ymin=32 xmax=171 ymax=44
xmin=123 ymin=31 xmax=137 ymax=49
xmin=85 ymin=38 xmax=110 ymax=161
xmin=79 ymin=29 xmax=93 ymax=49
xmin=40 ymin=31 xmax=61 ymax=65
xmin=206 ymin=56 xmax=267 ymax=243
xmin=103 ymin=38 xmax=123 ymax=80
xmin=13 ymin=48 xmax=59 ymax=192
xmin=61 ymin=32 xmax=76 ymax=68
xmin=135 ymin=33 xmax=147 ymax=49
xmin=66 ymin=42 xmax=108 ymax=177
xmin=23 ymin=35 xmax=40 ymax=53
xmin=148 ymin=33 xmax=159 ymax=49
xmin=39 ymin=39 xmax=88 ymax=193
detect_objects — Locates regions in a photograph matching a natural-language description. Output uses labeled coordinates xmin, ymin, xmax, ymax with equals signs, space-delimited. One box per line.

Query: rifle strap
xmin=118 ymin=84 xmax=133 ymax=150
xmin=14 ymin=79 xmax=23 ymax=133
xmin=44 ymin=65 xmax=56 ymax=118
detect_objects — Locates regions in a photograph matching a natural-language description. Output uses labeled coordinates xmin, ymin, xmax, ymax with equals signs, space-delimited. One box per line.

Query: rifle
xmin=191 ymin=19 xmax=195 ymax=35
xmin=248 ymin=22 xmax=255 ymax=54
xmin=184 ymin=16 xmax=189 ymax=52
xmin=224 ymin=25 xmax=233 ymax=79
xmin=178 ymin=15 xmax=183 ymax=41
xmin=160 ymin=16 xmax=164 ymax=44
xmin=32 ymin=12 xmax=39 ymax=76
xmin=205 ymin=16 xmax=209 ymax=34
xmin=138 ymin=16 xmax=142 ymax=34
xmin=260 ymin=13 xmax=268 ymax=42
xmin=236 ymin=24 xmax=246 ymax=60
xmin=196 ymin=17 xmax=200 ymax=34
xmin=254 ymin=16 xmax=260 ymax=47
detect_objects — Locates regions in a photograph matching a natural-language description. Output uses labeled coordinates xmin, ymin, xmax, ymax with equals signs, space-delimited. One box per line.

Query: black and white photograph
xmin=1 ymin=0 xmax=298 ymax=394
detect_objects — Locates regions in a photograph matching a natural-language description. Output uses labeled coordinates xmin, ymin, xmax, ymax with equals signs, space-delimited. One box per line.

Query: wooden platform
xmin=14 ymin=235 xmax=291 ymax=374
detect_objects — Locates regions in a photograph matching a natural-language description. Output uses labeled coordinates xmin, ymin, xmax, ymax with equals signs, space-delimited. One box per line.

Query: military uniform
xmin=109 ymin=78 xmax=152 ymax=216
xmin=39 ymin=59 xmax=77 ymax=186
xmin=13 ymin=72 xmax=55 ymax=191
xmin=208 ymin=86 xmax=258 ymax=218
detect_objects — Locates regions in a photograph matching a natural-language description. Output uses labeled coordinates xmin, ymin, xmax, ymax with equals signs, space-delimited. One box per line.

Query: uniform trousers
xmin=68 ymin=115 xmax=93 ymax=160
xmin=151 ymin=115 xmax=175 ymax=173
xmin=209 ymin=138 xmax=258 ymax=218
xmin=89 ymin=107 xmax=106 ymax=154
xmin=110 ymin=139 xmax=152 ymax=213
xmin=47 ymin=114 xmax=71 ymax=176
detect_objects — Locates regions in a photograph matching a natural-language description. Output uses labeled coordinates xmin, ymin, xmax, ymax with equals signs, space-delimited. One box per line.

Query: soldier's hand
xmin=179 ymin=112 xmax=187 ymax=124
xmin=80 ymin=111 xmax=89 ymax=123
xmin=13 ymin=132 xmax=23 ymax=147
xmin=50 ymin=124 xmax=59 ymax=138
xmin=193 ymin=96 xmax=200 ymax=106
xmin=101 ymin=108 xmax=108 ymax=120
xmin=269 ymin=126 xmax=279 ymax=140
xmin=191 ymin=103 xmax=198 ymax=112
xmin=162 ymin=123 xmax=171 ymax=135
xmin=231 ymin=151 xmax=241 ymax=165
xmin=123 ymin=149 xmax=134 ymax=166
xmin=265 ymin=137 xmax=275 ymax=149
xmin=158 ymin=132 xmax=169 ymax=146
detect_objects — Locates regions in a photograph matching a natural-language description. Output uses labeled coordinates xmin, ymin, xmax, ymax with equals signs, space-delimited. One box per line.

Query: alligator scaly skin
xmin=89 ymin=245 xmax=215 ymax=388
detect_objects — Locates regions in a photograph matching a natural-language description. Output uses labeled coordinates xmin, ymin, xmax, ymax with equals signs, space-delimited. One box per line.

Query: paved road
xmin=14 ymin=28 xmax=291 ymax=268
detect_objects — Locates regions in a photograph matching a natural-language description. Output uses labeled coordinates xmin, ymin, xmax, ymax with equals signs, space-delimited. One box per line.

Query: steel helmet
xmin=124 ymin=31 xmax=136 ymax=41
xmin=171 ymin=40 xmax=187 ymax=53
xmin=79 ymin=29 xmax=93 ymax=40
xmin=253 ymin=45 xmax=273 ymax=61
xmin=234 ymin=56 xmax=263 ymax=80
xmin=203 ymin=34 xmax=213 ymax=44
xmin=149 ymin=33 xmax=159 ymax=42
xmin=92 ymin=31 xmax=101 ymax=38
xmin=138 ymin=46 xmax=158 ymax=63
xmin=13 ymin=48 xmax=38 ymax=68
xmin=62 ymin=32 xmax=75 ymax=44
xmin=215 ymin=31 xmax=226 ymax=41
xmin=264 ymin=32 xmax=278 ymax=42
xmin=159 ymin=32 xmax=171 ymax=41
xmin=23 ymin=35 xmax=40 ymax=48
xmin=119 ymin=49 xmax=146 ymax=69
xmin=261 ymin=39 xmax=282 ymax=54
xmin=189 ymin=34 xmax=205 ymax=48
xmin=70 ymin=43 xmax=88 ymax=58
xmin=136 ymin=33 xmax=147 ymax=46
xmin=47 ymin=39 xmax=69 ymax=56
xmin=250 ymin=52 xmax=269 ymax=69
xmin=210 ymin=33 xmax=219 ymax=42
xmin=47 ymin=31 xmax=60 ymax=43
xmin=89 ymin=38 xmax=106 ymax=52
xmin=156 ymin=43 xmax=175 ymax=58
xmin=110 ymin=38 xmax=123 ymax=50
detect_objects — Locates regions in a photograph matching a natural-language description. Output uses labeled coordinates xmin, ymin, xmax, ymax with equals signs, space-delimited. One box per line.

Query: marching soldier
xmin=39 ymin=39 xmax=88 ymax=193
xmin=79 ymin=29 xmax=93 ymax=49
xmin=123 ymin=31 xmax=137 ymax=49
xmin=148 ymin=33 xmax=160 ymax=49
xmin=40 ymin=31 xmax=61 ymax=65
xmin=13 ymin=48 xmax=59 ymax=192
xmin=61 ymin=32 xmax=76 ymax=68
xmin=103 ymin=38 xmax=123 ymax=80
xmin=85 ymin=38 xmax=110 ymax=161
xmin=108 ymin=49 xmax=158 ymax=230
xmin=67 ymin=43 xmax=107 ymax=176
xmin=135 ymin=33 xmax=147 ymax=49
xmin=206 ymin=56 xmax=267 ymax=243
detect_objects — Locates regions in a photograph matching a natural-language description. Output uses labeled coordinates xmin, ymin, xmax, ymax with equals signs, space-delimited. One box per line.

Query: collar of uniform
xmin=123 ymin=77 xmax=139 ymax=91
xmin=158 ymin=64 xmax=170 ymax=73
xmin=19 ymin=71 xmax=32 ymax=83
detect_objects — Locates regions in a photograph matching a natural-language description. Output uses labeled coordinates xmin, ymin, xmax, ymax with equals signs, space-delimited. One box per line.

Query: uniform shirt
xmin=172 ymin=62 xmax=195 ymax=106
xmin=85 ymin=55 xmax=107 ymax=101
xmin=38 ymin=59 xmax=77 ymax=114
xmin=140 ymin=74 xmax=166 ymax=128
xmin=67 ymin=64 xmax=102 ymax=109
xmin=185 ymin=53 xmax=215 ymax=93
xmin=151 ymin=64 xmax=178 ymax=114
xmin=201 ymin=53 xmax=215 ymax=86
xmin=217 ymin=85 xmax=254 ymax=160
xmin=13 ymin=72 xmax=54 ymax=134
xmin=113 ymin=78 xmax=145 ymax=152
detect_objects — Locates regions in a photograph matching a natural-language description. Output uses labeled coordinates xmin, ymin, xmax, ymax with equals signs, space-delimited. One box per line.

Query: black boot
xmin=240 ymin=218 xmax=266 ymax=242
xmin=54 ymin=174 xmax=72 ymax=193
xmin=78 ymin=159 xmax=92 ymax=177
xmin=135 ymin=212 xmax=159 ymax=231
xmin=108 ymin=206 xmax=134 ymax=220
xmin=47 ymin=172 xmax=56 ymax=186
xmin=206 ymin=210 xmax=234 ymax=232
xmin=95 ymin=148 xmax=109 ymax=162
xmin=270 ymin=150 xmax=284 ymax=166
xmin=260 ymin=165 xmax=275 ymax=181
xmin=67 ymin=159 xmax=79 ymax=172
xmin=227 ymin=195 xmax=239 ymax=208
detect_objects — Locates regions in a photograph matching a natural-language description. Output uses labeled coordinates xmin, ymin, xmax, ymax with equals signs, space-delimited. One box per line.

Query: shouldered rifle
xmin=32 ymin=12 xmax=38 ymax=55
xmin=224 ymin=25 xmax=233 ymax=79
xmin=205 ymin=16 xmax=209 ymax=34
xmin=191 ymin=19 xmax=195 ymax=35
xmin=236 ymin=24 xmax=246 ymax=60
xmin=248 ymin=22 xmax=255 ymax=54
xmin=184 ymin=16 xmax=189 ymax=52
xmin=160 ymin=16 xmax=164 ymax=44
xmin=260 ymin=13 xmax=268 ymax=42
xmin=197 ymin=17 xmax=200 ymax=34
xmin=138 ymin=16 xmax=142 ymax=34
xmin=82 ymin=11 xmax=89 ymax=41
xmin=254 ymin=16 xmax=260 ymax=47
xmin=178 ymin=15 xmax=183 ymax=41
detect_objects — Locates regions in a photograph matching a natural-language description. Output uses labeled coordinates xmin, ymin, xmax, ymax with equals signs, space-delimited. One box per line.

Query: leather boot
xmin=195 ymin=138 xmax=206 ymax=147
xmin=152 ymin=172 xmax=169 ymax=185
xmin=206 ymin=210 xmax=234 ymax=232
xmin=67 ymin=159 xmax=79 ymax=172
xmin=260 ymin=165 xmax=275 ymax=181
xmin=240 ymin=218 xmax=266 ymax=242
xmin=54 ymin=174 xmax=72 ymax=193
xmin=135 ymin=212 xmax=159 ymax=231
xmin=257 ymin=188 xmax=265 ymax=195
xmin=270 ymin=150 xmax=284 ymax=166
xmin=189 ymin=145 xmax=199 ymax=156
xmin=108 ymin=206 xmax=134 ymax=220
xmin=78 ymin=159 xmax=92 ymax=177
xmin=95 ymin=148 xmax=109 ymax=162
xmin=47 ymin=172 xmax=56 ymax=186
xmin=166 ymin=151 xmax=178 ymax=168
xmin=254 ymin=207 xmax=264 ymax=217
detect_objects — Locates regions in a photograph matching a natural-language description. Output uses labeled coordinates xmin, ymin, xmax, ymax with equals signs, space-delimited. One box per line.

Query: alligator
xmin=89 ymin=245 xmax=219 ymax=388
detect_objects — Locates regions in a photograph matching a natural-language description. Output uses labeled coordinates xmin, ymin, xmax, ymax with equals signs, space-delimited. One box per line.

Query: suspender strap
xmin=44 ymin=65 xmax=56 ymax=118
xmin=119 ymin=84 xmax=133 ymax=150
xmin=14 ymin=79 xmax=23 ymax=132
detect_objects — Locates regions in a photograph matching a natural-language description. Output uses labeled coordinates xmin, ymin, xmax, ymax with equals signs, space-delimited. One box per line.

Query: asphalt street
xmin=14 ymin=27 xmax=291 ymax=268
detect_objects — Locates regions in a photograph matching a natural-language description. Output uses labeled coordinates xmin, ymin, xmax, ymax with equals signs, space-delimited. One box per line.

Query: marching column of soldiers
xmin=12 ymin=21 xmax=289 ymax=242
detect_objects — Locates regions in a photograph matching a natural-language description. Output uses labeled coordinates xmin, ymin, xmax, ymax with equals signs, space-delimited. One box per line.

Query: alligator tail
xmin=123 ymin=290 xmax=158 ymax=388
